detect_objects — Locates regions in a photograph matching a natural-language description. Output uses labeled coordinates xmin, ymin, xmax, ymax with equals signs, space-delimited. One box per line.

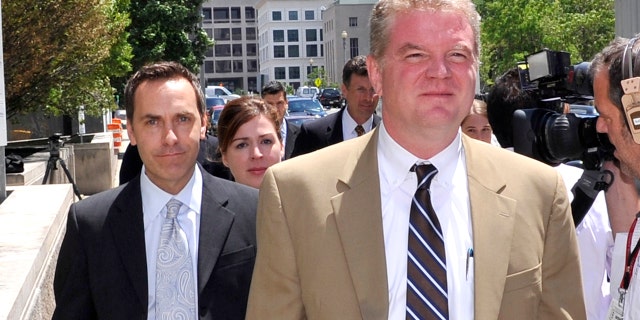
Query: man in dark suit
xmin=261 ymin=81 xmax=299 ymax=159
xmin=53 ymin=61 xmax=258 ymax=319
xmin=291 ymin=55 xmax=380 ymax=157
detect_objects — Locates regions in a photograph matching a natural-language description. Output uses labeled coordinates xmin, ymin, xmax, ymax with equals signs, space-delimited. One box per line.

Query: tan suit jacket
xmin=246 ymin=129 xmax=586 ymax=320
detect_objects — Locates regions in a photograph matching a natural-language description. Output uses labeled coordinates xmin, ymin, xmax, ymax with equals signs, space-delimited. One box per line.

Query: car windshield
xmin=207 ymin=97 xmax=225 ymax=107
xmin=288 ymin=99 xmax=323 ymax=113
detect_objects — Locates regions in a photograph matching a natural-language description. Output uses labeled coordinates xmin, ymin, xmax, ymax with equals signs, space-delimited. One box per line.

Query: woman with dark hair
xmin=217 ymin=96 xmax=283 ymax=188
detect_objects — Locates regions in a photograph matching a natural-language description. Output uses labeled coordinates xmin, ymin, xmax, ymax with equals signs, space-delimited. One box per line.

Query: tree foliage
xmin=2 ymin=0 xmax=132 ymax=118
xmin=476 ymin=0 xmax=614 ymax=88
xmin=127 ymin=0 xmax=213 ymax=74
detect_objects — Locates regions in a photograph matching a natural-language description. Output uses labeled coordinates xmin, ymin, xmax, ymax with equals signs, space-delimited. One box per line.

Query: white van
xmin=295 ymin=86 xmax=319 ymax=98
xmin=205 ymin=86 xmax=241 ymax=101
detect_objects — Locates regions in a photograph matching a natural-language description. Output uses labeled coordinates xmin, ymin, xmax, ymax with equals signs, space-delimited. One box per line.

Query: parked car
xmin=287 ymin=97 xmax=327 ymax=118
xmin=205 ymin=85 xmax=241 ymax=101
xmin=295 ymin=86 xmax=319 ymax=98
xmin=318 ymin=88 xmax=342 ymax=108
xmin=206 ymin=97 xmax=226 ymax=117
xmin=285 ymin=114 xmax=320 ymax=126
xmin=209 ymin=105 xmax=225 ymax=136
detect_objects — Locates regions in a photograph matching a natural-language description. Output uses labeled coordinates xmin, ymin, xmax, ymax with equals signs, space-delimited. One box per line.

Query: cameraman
xmin=591 ymin=36 xmax=640 ymax=319
xmin=487 ymin=67 xmax=633 ymax=319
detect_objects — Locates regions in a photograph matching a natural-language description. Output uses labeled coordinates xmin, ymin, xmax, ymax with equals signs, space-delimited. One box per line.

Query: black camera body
xmin=512 ymin=49 xmax=614 ymax=170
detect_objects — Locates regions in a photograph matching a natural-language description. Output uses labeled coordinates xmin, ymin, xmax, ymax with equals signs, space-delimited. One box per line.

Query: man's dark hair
xmin=342 ymin=55 xmax=370 ymax=87
xmin=261 ymin=80 xmax=287 ymax=99
xmin=123 ymin=61 xmax=205 ymax=122
xmin=486 ymin=67 xmax=540 ymax=148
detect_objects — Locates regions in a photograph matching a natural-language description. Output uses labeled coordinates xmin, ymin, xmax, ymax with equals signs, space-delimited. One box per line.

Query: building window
xmin=214 ymin=28 xmax=230 ymax=41
xmin=204 ymin=28 xmax=213 ymax=39
xmin=202 ymin=8 xmax=212 ymax=22
xmin=233 ymin=60 xmax=243 ymax=72
xmin=246 ymin=27 xmax=256 ymax=40
xmin=247 ymin=60 xmax=258 ymax=72
xmin=275 ymin=67 xmax=286 ymax=80
xmin=216 ymin=60 xmax=232 ymax=73
xmin=215 ymin=44 xmax=231 ymax=57
xmin=306 ymin=45 xmax=318 ymax=57
xmin=287 ymin=30 xmax=299 ymax=42
xmin=288 ymin=45 xmax=299 ymax=57
xmin=272 ymin=11 xmax=282 ymax=21
xmin=350 ymin=38 xmax=359 ymax=59
xmin=232 ymin=44 xmax=243 ymax=56
xmin=289 ymin=67 xmax=300 ymax=79
xmin=349 ymin=17 xmax=358 ymax=27
xmin=246 ymin=43 xmax=257 ymax=56
xmin=289 ymin=11 xmax=298 ymax=21
xmin=232 ymin=28 xmax=242 ymax=41
xmin=291 ymin=82 xmax=300 ymax=89
xmin=205 ymin=61 xmax=214 ymax=73
xmin=305 ymin=29 xmax=317 ymax=42
xmin=319 ymin=28 xmax=323 ymax=41
xmin=304 ymin=10 xmax=314 ymax=20
xmin=245 ymin=7 xmax=256 ymax=22
xmin=205 ymin=47 xmax=213 ymax=57
xmin=273 ymin=30 xmax=284 ymax=42
xmin=231 ymin=7 xmax=241 ymax=22
xmin=213 ymin=7 xmax=229 ymax=23
xmin=274 ymin=46 xmax=285 ymax=58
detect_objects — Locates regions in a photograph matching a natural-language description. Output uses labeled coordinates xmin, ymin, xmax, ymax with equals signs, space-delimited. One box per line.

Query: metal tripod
xmin=42 ymin=134 xmax=82 ymax=200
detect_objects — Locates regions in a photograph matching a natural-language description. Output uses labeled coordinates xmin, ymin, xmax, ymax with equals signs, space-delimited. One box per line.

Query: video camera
xmin=512 ymin=49 xmax=614 ymax=170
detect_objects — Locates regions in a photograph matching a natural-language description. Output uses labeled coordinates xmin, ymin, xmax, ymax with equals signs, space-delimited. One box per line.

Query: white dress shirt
xmin=377 ymin=122 xmax=474 ymax=319
xmin=141 ymin=164 xmax=203 ymax=320
xmin=342 ymin=108 xmax=374 ymax=140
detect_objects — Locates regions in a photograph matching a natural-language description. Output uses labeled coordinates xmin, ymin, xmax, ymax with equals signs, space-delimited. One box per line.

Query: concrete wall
xmin=616 ymin=0 xmax=640 ymax=38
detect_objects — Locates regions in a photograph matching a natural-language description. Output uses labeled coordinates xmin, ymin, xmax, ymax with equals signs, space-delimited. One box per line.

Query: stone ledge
xmin=0 ymin=184 xmax=74 ymax=320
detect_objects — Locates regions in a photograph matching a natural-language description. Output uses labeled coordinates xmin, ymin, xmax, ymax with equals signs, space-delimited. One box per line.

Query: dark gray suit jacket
xmin=291 ymin=107 xmax=381 ymax=157
xmin=53 ymin=169 xmax=258 ymax=320
xmin=283 ymin=119 xmax=300 ymax=160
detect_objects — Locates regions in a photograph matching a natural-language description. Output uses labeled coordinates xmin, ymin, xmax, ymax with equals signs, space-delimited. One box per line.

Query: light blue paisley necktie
xmin=156 ymin=199 xmax=197 ymax=319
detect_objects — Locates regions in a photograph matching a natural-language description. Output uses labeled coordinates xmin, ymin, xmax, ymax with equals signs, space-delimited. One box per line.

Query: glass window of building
xmin=233 ymin=60 xmax=244 ymax=72
xmin=216 ymin=60 xmax=232 ymax=73
xmin=291 ymin=82 xmax=301 ymax=89
xmin=287 ymin=30 xmax=299 ymax=42
xmin=349 ymin=17 xmax=358 ymax=27
xmin=275 ymin=67 xmax=286 ymax=80
xmin=232 ymin=28 xmax=242 ymax=41
xmin=215 ymin=44 xmax=231 ymax=57
xmin=214 ymin=28 xmax=230 ymax=41
xmin=205 ymin=61 xmax=214 ymax=73
xmin=304 ymin=10 xmax=314 ymax=20
xmin=247 ymin=60 xmax=258 ymax=72
xmin=272 ymin=11 xmax=282 ymax=21
xmin=350 ymin=38 xmax=359 ymax=59
xmin=245 ymin=7 xmax=256 ymax=22
xmin=246 ymin=43 xmax=257 ymax=56
xmin=288 ymin=45 xmax=299 ymax=57
xmin=274 ymin=46 xmax=285 ymax=58
xmin=306 ymin=45 xmax=318 ymax=57
xmin=204 ymin=28 xmax=213 ymax=39
xmin=205 ymin=47 xmax=213 ymax=57
xmin=202 ymin=8 xmax=212 ymax=22
xmin=273 ymin=30 xmax=284 ymax=42
xmin=248 ymin=77 xmax=257 ymax=92
xmin=319 ymin=28 xmax=323 ymax=41
xmin=289 ymin=11 xmax=298 ymax=21
xmin=246 ymin=27 xmax=257 ymax=40
xmin=213 ymin=7 xmax=229 ymax=23
xmin=231 ymin=7 xmax=241 ymax=21
xmin=232 ymin=44 xmax=243 ymax=56
xmin=305 ymin=29 xmax=317 ymax=42
xmin=289 ymin=67 xmax=300 ymax=79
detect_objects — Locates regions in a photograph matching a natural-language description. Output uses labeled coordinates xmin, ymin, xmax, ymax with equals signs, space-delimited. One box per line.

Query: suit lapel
xmin=332 ymin=129 xmax=389 ymax=318
xmin=327 ymin=109 xmax=345 ymax=145
xmin=463 ymin=136 xmax=516 ymax=319
xmin=108 ymin=178 xmax=148 ymax=309
xmin=197 ymin=173 xmax=236 ymax=293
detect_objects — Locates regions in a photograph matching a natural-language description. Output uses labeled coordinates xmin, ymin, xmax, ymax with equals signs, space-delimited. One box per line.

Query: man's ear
xmin=366 ymin=55 xmax=383 ymax=97
xmin=127 ymin=124 xmax=137 ymax=146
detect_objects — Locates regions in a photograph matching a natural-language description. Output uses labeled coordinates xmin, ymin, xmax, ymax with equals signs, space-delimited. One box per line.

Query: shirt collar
xmin=141 ymin=165 xmax=202 ymax=226
xmin=378 ymin=122 xmax=463 ymax=187
xmin=342 ymin=107 xmax=374 ymax=132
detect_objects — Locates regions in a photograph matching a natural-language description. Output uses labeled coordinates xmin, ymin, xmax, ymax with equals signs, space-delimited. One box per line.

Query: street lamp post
xmin=309 ymin=58 xmax=314 ymax=86
xmin=341 ymin=30 xmax=348 ymax=64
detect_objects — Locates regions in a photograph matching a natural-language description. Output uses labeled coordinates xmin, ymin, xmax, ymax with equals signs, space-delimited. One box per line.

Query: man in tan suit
xmin=246 ymin=0 xmax=586 ymax=319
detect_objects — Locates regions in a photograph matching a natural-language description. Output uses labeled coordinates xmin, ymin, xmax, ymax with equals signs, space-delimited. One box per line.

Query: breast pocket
xmin=504 ymin=263 xmax=542 ymax=292
xmin=215 ymin=245 xmax=256 ymax=270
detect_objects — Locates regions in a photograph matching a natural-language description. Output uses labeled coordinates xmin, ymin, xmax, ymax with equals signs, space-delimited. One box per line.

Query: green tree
xmin=127 ymin=0 xmax=213 ymax=74
xmin=2 ymin=0 xmax=132 ymax=118
xmin=476 ymin=0 xmax=614 ymax=87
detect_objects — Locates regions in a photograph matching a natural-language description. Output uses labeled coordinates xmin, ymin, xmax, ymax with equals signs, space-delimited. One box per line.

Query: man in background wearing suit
xmin=261 ymin=80 xmax=299 ymax=159
xmin=53 ymin=61 xmax=258 ymax=319
xmin=246 ymin=0 xmax=585 ymax=319
xmin=291 ymin=55 xmax=380 ymax=157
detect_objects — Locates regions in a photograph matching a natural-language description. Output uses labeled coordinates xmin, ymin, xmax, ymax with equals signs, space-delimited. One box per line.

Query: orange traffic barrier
xmin=107 ymin=123 xmax=122 ymax=147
